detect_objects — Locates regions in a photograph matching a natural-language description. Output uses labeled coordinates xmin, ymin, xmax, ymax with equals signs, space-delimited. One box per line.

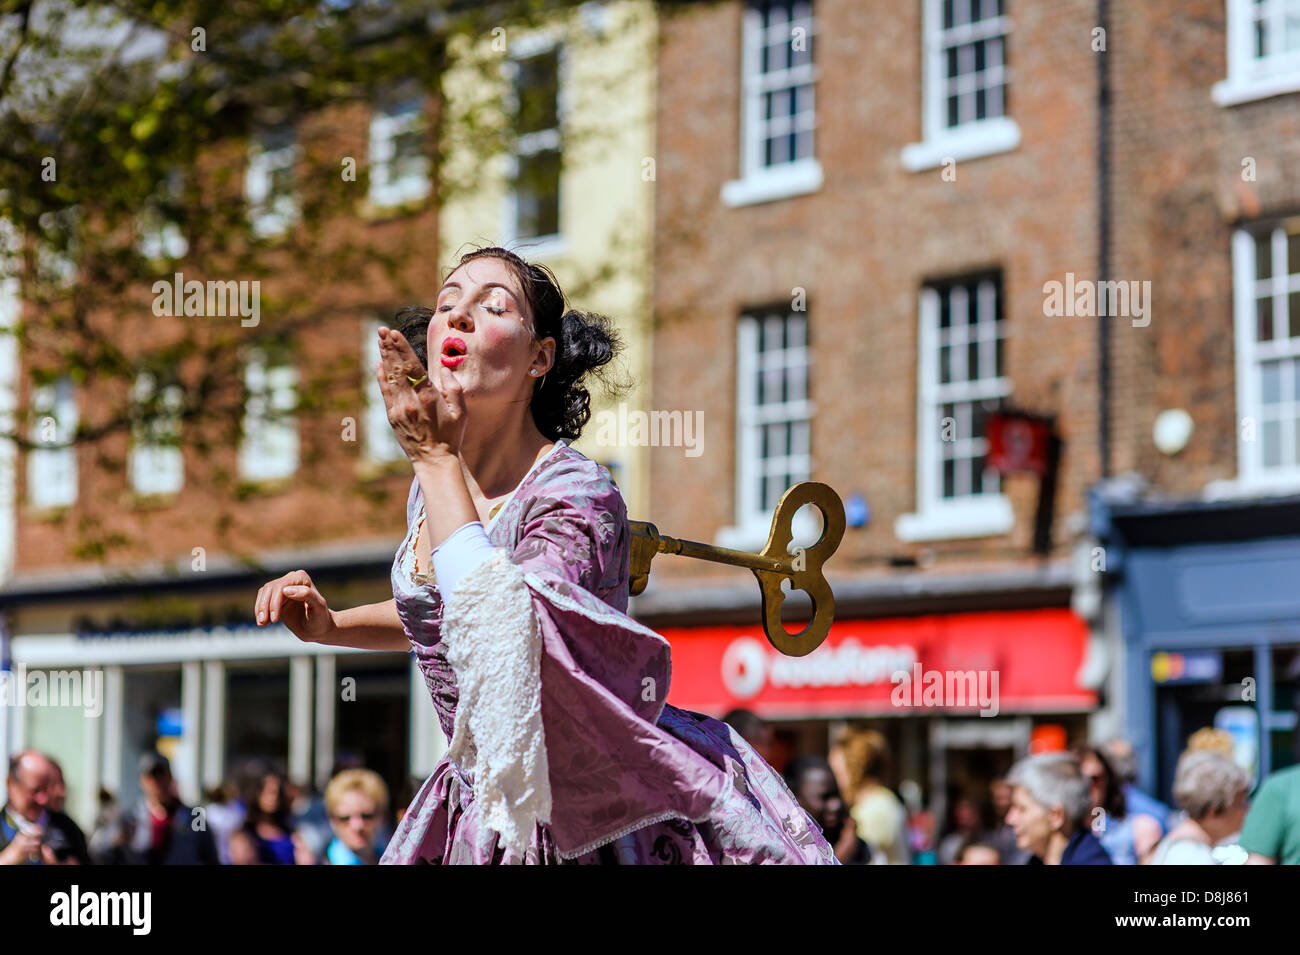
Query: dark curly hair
xmin=393 ymin=245 xmax=628 ymax=441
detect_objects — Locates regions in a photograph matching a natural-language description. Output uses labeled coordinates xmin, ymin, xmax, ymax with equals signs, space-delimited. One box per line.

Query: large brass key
xmin=629 ymin=482 xmax=845 ymax=657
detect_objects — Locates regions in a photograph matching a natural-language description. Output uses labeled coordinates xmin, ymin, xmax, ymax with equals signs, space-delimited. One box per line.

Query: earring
xmin=530 ymin=369 xmax=538 ymax=376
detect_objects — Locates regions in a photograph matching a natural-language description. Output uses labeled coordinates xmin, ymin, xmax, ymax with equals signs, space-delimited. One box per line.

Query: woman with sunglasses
xmin=322 ymin=770 xmax=389 ymax=865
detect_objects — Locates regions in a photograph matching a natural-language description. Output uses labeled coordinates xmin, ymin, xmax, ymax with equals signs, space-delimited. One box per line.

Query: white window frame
xmin=901 ymin=0 xmax=1020 ymax=172
xmin=368 ymin=90 xmax=431 ymax=210
xmin=1228 ymin=222 xmax=1300 ymax=492
xmin=239 ymin=350 xmax=299 ymax=482
xmin=363 ymin=319 xmax=407 ymax=465
xmin=501 ymin=34 xmax=568 ymax=258
xmin=129 ymin=372 xmax=184 ymax=497
xmin=721 ymin=0 xmax=823 ymax=208
xmin=1214 ymin=0 xmax=1300 ymax=105
xmin=717 ymin=307 xmax=817 ymax=552
xmin=895 ymin=279 xmax=1014 ymax=541
xmin=245 ymin=126 xmax=300 ymax=239
xmin=27 ymin=376 xmax=78 ymax=510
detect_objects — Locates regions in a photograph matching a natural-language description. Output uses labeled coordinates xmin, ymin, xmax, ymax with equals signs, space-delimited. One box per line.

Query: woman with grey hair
xmin=1005 ymin=752 xmax=1113 ymax=864
xmin=1150 ymin=752 xmax=1251 ymax=865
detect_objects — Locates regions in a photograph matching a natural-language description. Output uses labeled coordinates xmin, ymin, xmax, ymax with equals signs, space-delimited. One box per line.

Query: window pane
xmin=765 ymin=474 xmax=785 ymax=510
xmin=515 ymin=149 xmax=561 ymax=239
xmin=787 ymin=361 xmax=807 ymax=401
xmin=1263 ymin=419 xmax=1282 ymax=467
xmin=517 ymin=50 xmax=559 ymax=135
xmin=1257 ymin=232 xmax=1272 ymax=280
xmin=943 ymin=457 xmax=956 ymax=498
xmin=1258 ymin=296 xmax=1274 ymax=341
xmin=969 ymin=455 xmax=984 ymax=496
xmin=1262 ymin=361 xmax=1281 ymax=404
xmin=791 ymin=421 xmax=810 ymax=456
xmin=788 ymin=314 xmax=807 ymax=347
xmin=939 ymin=344 xmax=952 ymax=384
xmin=1290 ymin=231 xmax=1300 ymax=277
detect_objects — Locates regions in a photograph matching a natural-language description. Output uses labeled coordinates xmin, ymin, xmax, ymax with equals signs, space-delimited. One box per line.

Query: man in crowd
xmin=112 ymin=752 xmax=219 ymax=865
xmin=0 ymin=751 xmax=90 ymax=865
xmin=785 ymin=754 xmax=881 ymax=864
xmin=1241 ymin=762 xmax=1300 ymax=865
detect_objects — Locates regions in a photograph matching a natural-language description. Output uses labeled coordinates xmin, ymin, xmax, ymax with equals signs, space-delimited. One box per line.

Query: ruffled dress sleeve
xmin=438 ymin=453 xmax=735 ymax=859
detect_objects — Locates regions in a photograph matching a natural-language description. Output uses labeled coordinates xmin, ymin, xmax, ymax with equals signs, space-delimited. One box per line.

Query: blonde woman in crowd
xmin=322 ymin=769 xmax=390 ymax=865
xmin=831 ymin=728 xmax=911 ymax=864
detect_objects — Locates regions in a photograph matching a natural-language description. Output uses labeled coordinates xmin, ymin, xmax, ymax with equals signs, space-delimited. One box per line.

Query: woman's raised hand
xmin=255 ymin=569 xmax=335 ymax=644
xmin=375 ymin=326 xmax=467 ymax=462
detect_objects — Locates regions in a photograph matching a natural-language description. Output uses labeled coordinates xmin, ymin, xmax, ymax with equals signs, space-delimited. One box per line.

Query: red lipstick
xmin=440 ymin=336 xmax=467 ymax=369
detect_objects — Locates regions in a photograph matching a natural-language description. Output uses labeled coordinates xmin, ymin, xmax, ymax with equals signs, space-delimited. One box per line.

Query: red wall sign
xmin=660 ymin=608 xmax=1095 ymax=718
xmin=986 ymin=412 xmax=1052 ymax=476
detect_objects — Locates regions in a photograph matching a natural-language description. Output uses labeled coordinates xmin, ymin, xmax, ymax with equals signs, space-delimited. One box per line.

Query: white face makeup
xmin=429 ymin=257 xmax=553 ymax=402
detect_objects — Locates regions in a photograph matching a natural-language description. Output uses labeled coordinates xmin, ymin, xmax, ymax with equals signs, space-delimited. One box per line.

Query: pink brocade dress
xmin=379 ymin=441 xmax=837 ymax=865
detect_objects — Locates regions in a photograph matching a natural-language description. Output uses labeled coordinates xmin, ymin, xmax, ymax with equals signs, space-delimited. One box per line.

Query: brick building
xmin=639 ymin=0 xmax=1300 ymax=811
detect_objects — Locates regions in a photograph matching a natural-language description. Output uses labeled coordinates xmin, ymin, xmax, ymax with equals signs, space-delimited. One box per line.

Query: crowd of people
xmin=726 ymin=713 xmax=1297 ymax=866
xmin=1 ymin=750 xmax=402 ymax=866
xmin=3 ymin=717 xmax=1296 ymax=865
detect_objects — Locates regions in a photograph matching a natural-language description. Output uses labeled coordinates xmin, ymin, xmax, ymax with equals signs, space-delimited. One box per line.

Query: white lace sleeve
xmin=441 ymin=548 xmax=552 ymax=855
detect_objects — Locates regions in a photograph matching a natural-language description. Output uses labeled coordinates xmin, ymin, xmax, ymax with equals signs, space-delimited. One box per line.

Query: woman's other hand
xmin=255 ymin=570 xmax=336 ymax=644
xmin=376 ymin=326 xmax=467 ymax=462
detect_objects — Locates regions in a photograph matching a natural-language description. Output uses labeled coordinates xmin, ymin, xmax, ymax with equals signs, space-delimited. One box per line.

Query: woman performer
xmin=254 ymin=246 xmax=836 ymax=864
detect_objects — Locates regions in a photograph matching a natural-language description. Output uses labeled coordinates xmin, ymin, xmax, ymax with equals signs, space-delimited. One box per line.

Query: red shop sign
xmin=660 ymin=607 xmax=1095 ymax=718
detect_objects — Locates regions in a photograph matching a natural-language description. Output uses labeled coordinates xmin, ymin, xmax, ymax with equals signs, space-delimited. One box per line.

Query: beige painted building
xmin=438 ymin=0 xmax=658 ymax=520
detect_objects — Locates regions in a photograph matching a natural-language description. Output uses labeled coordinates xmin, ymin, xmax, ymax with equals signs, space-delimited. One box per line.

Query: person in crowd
xmin=1240 ymin=762 xmax=1300 ymax=865
xmin=290 ymin=777 xmax=334 ymax=862
xmin=116 ymin=752 xmax=219 ymax=865
xmin=47 ymin=758 xmax=67 ymax=815
xmin=722 ymin=708 xmax=775 ymax=765
xmin=321 ymin=769 xmax=390 ymax=865
xmin=1150 ymin=751 xmax=1251 ymax=864
xmin=1006 ymin=752 xmax=1112 ymax=865
xmin=1101 ymin=737 xmax=1172 ymax=835
xmin=229 ymin=769 xmax=315 ymax=865
xmin=1076 ymin=743 xmax=1161 ymax=864
xmin=988 ymin=777 xmax=1030 ymax=865
xmin=785 ymin=755 xmax=883 ymax=865
xmin=202 ymin=780 xmax=246 ymax=866
xmin=937 ymin=795 xmax=990 ymax=866
xmin=1184 ymin=727 xmax=1236 ymax=759
xmin=831 ymin=728 xmax=911 ymax=864
xmin=88 ymin=787 xmax=125 ymax=865
xmin=953 ymin=836 xmax=1002 ymax=865
xmin=0 ymin=751 xmax=89 ymax=865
